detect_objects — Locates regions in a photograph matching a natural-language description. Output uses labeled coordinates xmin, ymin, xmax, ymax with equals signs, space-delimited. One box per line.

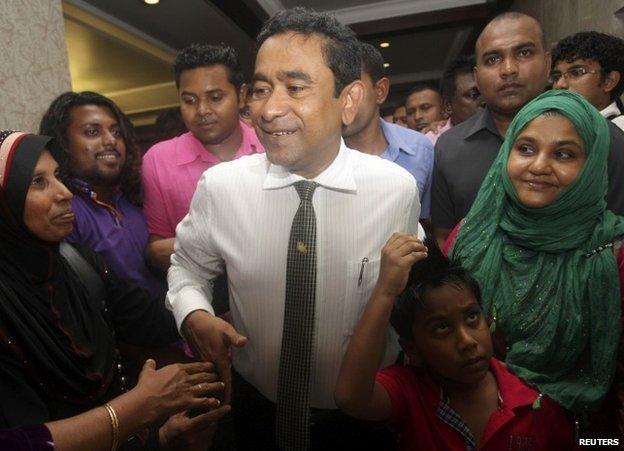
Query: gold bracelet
xmin=104 ymin=403 xmax=119 ymax=451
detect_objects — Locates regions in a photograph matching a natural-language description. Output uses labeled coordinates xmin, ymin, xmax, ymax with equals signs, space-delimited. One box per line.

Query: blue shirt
xmin=380 ymin=119 xmax=434 ymax=218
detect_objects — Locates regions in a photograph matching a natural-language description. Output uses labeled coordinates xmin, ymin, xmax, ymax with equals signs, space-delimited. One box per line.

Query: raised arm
xmin=334 ymin=233 xmax=427 ymax=421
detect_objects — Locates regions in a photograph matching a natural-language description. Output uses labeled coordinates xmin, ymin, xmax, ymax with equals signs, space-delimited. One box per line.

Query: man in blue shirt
xmin=343 ymin=42 xmax=434 ymax=219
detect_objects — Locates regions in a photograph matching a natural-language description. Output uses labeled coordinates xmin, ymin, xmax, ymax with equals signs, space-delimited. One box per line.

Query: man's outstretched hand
xmin=182 ymin=310 xmax=247 ymax=404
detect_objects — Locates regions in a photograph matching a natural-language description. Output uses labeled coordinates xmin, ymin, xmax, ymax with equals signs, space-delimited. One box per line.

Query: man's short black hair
xmin=407 ymin=83 xmax=441 ymax=99
xmin=390 ymin=237 xmax=483 ymax=341
xmin=173 ymin=43 xmax=244 ymax=90
xmin=359 ymin=42 xmax=385 ymax=83
xmin=440 ymin=55 xmax=475 ymax=103
xmin=552 ymin=31 xmax=624 ymax=101
xmin=256 ymin=7 xmax=361 ymax=97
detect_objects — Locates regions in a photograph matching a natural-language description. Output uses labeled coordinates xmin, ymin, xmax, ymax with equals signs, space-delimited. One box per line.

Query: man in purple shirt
xmin=343 ymin=42 xmax=434 ymax=219
xmin=39 ymin=91 xmax=166 ymax=298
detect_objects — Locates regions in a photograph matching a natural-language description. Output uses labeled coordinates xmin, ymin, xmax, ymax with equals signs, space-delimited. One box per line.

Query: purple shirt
xmin=66 ymin=179 xmax=166 ymax=298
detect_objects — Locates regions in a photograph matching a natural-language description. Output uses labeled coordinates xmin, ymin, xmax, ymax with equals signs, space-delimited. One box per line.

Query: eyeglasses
xmin=549 ymin=67 xmax=601 ymax=84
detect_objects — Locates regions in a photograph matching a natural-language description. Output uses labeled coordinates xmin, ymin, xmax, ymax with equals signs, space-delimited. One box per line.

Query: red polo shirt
xmin=376 ymin=358 xmax=575 ymax=450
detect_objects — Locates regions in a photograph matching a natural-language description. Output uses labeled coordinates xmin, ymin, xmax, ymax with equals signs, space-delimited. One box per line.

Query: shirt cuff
xmin=168 ymin=286 xmax=215 ymax=332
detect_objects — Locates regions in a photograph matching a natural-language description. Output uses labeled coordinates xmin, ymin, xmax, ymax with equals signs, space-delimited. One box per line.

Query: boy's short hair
xmin=390 ymin=237 xmax=482 ymax=341
xmin=551 ymin=31 xmax=624 ymax=101
xmin=173 ymin=43 xmax=244 ymax=90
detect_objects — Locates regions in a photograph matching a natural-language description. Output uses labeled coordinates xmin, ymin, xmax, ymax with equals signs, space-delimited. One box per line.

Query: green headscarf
xmin=451 ymin=90 xmax=624 ymax=414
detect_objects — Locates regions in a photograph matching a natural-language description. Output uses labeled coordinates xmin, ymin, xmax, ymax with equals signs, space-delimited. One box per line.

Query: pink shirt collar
xmin=175 ymin=120 xmax=262 ymax=166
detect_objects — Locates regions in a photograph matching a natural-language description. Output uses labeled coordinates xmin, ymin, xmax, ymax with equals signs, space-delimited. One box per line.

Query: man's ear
xmin=341 ymin=80 xmax=365 ymax=126
xmin=444 ymin=100 xmax=453 ymax=118
xmin=602 ymin=70 xmax=621 ymax=95
xmin=238 ymin=83 xmax=248 ymax=110
xmin=398 ymin=338 xmax=424 ymax=367
xmin=375 ymin=77 xmax=390 ymax=105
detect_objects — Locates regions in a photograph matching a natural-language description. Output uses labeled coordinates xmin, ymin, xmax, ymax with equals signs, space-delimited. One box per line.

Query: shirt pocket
xmin=342 ymin=258 xmax=381 ymax=336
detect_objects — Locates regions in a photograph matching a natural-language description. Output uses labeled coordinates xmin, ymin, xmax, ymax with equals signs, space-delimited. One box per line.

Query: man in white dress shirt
xmin=167 ymin=7 xmax=420 ymax=449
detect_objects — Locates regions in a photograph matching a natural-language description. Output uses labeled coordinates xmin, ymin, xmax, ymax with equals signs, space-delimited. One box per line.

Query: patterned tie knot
xmin=294 ymin=180 xmax=318 ymax=203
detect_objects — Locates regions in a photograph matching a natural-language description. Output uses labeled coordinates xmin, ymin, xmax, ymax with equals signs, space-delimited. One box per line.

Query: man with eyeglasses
xmin=551 ymin=31 xmax=624 ymax=132
xmin=431 ymin=12 xmax=624 ymax=248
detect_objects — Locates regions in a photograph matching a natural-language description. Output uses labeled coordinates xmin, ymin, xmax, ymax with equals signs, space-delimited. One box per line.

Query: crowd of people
xmin=1 ymin=5 xmax=624 ymax=450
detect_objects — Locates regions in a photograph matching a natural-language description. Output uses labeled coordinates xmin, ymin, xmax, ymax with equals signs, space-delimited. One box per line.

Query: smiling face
xmin=408 ymin=283 xmax=492 ymax=388
xmin=507 ymin=114 xmax=586 ymax=208
xmin=250 ymin=31 xmax=361 ymax=178
xmin=24 ymin=150 xmax=74 ymax=242
xmin=475 ymin=16 xmax=550 ymax=117
xmin=405 ymin=88 xmax=445 ymax=132
xmin=66 ymin=105 xmax=126 ymax=186
xmin=178 ymin=65 xmax=242 ymax=147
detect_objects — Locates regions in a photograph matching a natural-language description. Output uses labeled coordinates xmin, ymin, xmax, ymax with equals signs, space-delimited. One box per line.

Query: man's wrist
xmin=181 ymin=309 xmax=211 ymax=335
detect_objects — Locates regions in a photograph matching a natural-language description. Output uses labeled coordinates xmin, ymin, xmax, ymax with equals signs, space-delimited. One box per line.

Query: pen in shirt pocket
xmin=358 ymin=257 xmax=369 ymax=287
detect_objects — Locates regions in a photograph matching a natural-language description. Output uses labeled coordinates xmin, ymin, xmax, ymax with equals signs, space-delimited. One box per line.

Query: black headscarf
xmin=0 ymin=131 xmax=116 ymax=408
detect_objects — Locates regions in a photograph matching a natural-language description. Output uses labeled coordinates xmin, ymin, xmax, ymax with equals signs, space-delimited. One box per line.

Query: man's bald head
xmin=473 ymin=11 xmax=550 ymax=118
xmin=476 ymin=12 xmax=546 ymax=55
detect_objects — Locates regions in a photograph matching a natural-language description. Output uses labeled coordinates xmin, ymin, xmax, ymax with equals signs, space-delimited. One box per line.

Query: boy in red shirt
xmin=335 ymin=233 xmax=575 ymax=450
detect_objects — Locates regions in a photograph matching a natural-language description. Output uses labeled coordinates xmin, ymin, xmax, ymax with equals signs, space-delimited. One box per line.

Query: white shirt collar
xmin=263 ymin=139 xmax=357 ymax=193
xmin=601 ymin=101 xmax=622 ymax=118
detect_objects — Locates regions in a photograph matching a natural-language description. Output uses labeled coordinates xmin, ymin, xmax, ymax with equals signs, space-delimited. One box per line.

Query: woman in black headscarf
xmin=0 ymin=130 xmax=228 ymax=449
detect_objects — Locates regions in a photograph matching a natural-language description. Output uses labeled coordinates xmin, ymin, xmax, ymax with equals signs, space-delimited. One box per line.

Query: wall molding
xmin=104 ymin=81 xmax=178 ymax=122
xmin=389 ymin=69 xmax=443 ymax=85
xmin=63 ymin=0 xmax=176 ymax=63
xmin=255 ymin=0 xmax=285 ymax=17
xmin=328 ymin=0 xmax=486 ymax=25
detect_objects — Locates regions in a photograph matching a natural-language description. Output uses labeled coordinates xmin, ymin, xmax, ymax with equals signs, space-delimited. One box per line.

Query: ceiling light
xmin=144 ymin=0 xmax=159 ymax=4
xmin=383 ymin=63 xmax=390 ymax=68
xmin=380 ymin=42 xmax=390 ymax=48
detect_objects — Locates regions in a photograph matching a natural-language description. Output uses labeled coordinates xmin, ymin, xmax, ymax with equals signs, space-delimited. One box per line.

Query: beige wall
xmin=511 ymin=0 xmax=624 ymax=48
xmin=0 ymin=0 xmax=71 ymax=133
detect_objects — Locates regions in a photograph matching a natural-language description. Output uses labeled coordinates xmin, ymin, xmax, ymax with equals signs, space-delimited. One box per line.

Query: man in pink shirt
xmin=143 ymin=44 xmax=263 ymax=270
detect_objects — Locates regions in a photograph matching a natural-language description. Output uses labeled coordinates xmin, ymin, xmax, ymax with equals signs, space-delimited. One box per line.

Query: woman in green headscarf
xmin=449 ymin=89 xmax=624 ymax=418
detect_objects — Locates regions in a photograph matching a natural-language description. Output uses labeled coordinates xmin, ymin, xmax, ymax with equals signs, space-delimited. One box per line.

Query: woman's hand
xmin=158 ymin=405 xmax=231 ymax=451
xmin=376 ymin=233 xmax=428 ymax=298
xmin=131 ymin=359 xmax=223 ymax=425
